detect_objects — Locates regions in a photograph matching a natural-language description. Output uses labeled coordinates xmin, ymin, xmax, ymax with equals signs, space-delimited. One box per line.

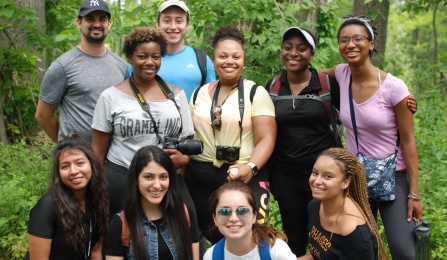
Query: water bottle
xmin=414 ymin=220 xmax=431 ymax=260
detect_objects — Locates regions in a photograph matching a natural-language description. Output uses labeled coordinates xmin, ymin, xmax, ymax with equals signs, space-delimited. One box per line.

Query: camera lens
xmin=225 ymin=147 xmax=239 ymax=162
xmin=177 ymin=140 xmax=203 ymax=155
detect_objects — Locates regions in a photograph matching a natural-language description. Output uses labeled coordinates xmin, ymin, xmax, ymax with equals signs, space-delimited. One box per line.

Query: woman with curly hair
xmin=204 ymin=182 xmax=296 ymax=259
xmin=91 ymin=27 xmax=195 ymax=217
xmin=103 ymin=146 xmax=199 ymax=260
xmin=186 ymin=25 xmax=276 ymax=243
xmin=298 ymin=148 xmax=386 ymax=259
xmin=27 ymin=133 xmax=109 ymax=259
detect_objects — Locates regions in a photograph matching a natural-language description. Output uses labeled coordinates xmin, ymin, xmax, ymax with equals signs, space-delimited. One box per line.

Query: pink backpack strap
xmin=208 ymin=80 xmax=219 ymax=93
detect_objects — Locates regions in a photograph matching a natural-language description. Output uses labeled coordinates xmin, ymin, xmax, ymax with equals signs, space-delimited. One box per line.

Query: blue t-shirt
xmin=127 ymin=45 xmax=215 ymax=101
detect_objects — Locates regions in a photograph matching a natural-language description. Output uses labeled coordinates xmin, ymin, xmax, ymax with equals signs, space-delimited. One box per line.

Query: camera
xmin=216 ymin=145 xmax=240 ymax=162
xmin=163 ymin=137 xmax=203 ymax=155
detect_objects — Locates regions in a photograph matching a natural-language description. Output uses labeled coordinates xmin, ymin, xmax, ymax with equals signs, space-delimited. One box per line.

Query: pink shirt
xmin=335 ymin=64 xmax=410 ymax=170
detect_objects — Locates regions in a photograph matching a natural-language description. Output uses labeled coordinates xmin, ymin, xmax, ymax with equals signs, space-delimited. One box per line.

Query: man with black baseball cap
xmin=36 ymin=0 xmax=127 ymax=143
xmin=78 ymin=0 xmax=111 ymax=18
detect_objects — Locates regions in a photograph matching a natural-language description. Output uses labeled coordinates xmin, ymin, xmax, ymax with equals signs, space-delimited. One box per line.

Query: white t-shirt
xmin=203 ymin=238 xmax=296 ymax=260
xmin=92 ymin=86 xmax=194 ymax=168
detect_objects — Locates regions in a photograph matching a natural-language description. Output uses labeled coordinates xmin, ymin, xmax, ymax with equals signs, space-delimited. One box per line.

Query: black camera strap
xmin=210 ymin=77 xmax=245 ymax=147
xmin=129 ymin=74 xmax=182 ymax=144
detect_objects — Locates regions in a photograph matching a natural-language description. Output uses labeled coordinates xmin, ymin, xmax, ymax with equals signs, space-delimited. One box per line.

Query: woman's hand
xmin=164 ymin=149 xmax=190 ymax=169
xmin=227 ymin=164 xmax=253 ymax=184
xmin=408 ymin=198 xmax=423 ymax=222
xmin=407 ymin=94 xmax=417 ymax=114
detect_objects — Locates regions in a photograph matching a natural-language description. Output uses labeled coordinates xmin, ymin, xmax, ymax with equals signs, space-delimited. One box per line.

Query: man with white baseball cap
xmin=127 ymin=0 xmax=216 ymax=101
xmin=36 ymin=0 xmax=127 ymax=143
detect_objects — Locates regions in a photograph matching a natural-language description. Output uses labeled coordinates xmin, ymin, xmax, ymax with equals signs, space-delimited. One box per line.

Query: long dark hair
xmin=123 ymin=145 xmax=193 ymax=260
xmin=50 ymin=133 xmax=109 ymax=252
xmin=210 ymin=182 xmax=287 ymax=248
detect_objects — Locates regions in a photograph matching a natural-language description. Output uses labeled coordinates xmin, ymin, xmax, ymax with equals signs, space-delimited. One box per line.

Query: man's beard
xmin=83 ymin=26 xmax=108 ymax=43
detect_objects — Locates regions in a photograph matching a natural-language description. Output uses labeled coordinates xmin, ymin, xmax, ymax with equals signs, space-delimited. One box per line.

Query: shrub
xmin=0 ymin=141 xmax=53 ymax=259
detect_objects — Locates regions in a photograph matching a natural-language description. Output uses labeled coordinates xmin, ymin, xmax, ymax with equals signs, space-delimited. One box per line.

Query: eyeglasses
xmin=212 ymin=106 xmax=222 ymax=131
xmin=216 ymin=207 xmax=252 ymax=221
xmin=342 ymin=15 xmax=372 ymax=24
xmin=338 ymin=34 xmax=369 ymax=45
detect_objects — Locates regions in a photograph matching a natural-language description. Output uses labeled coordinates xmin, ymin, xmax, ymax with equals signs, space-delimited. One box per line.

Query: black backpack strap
xmin=192 ymin=86 xmax=202 ymax=106
xmin=193 ymin=48 xmax=207 ymax=87
xmin=318 ymin=72 xmax=343 ymax=147
xmin=194 ymin=81 xmax=257 ymax=106
xmin=250 ymin=83 xmax=258 ymax=103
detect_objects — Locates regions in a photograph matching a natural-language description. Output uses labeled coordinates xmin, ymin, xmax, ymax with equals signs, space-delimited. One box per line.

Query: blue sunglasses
xmin=216 ymin=207 xmax=252 ymax=220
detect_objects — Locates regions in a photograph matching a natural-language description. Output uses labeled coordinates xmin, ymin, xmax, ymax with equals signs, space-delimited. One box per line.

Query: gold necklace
xmin=290 ymin=81 xmax=309 ymax=87
xmin=329 ymin=197 xmax=344 ymax=241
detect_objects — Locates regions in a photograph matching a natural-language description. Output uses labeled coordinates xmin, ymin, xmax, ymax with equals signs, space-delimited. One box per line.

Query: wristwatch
xmin=247 ymin=162 xmax=259 ymax=176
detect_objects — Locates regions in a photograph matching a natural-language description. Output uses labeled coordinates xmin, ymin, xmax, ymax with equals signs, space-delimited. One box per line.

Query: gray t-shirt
xmin=39 ymin=47 xmax=127 ymax=142
xmin=92 ymin=86 xmax=195 ymax=168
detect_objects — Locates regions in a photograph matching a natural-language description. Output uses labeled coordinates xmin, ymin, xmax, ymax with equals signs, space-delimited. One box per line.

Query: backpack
xmin=212 ymin=238 xmax=271 ymax=260
xmin=119 ymin=204 xmax=191 ymax=247
xmin=193 ymin=48 xmax=207 ymax=87
xmin=268 ymin=73 xmax=343 ymax=147
xmin=192 ymin=80 xmax=259 ymax=106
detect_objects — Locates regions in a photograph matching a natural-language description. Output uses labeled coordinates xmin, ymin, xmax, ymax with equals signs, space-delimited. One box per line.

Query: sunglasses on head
xmin=216 ymin=207 xmax=252 ymax=221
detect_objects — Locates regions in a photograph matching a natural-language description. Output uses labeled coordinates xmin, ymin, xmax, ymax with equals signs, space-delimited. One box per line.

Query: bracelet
xmin=408 ymin=193 xmax=421 ymax=201
xmin=409 ymin=191 xmax=419 ymax=197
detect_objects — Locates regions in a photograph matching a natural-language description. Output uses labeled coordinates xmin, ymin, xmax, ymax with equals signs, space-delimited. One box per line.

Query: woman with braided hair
xmin=298 ymin=148 xmax=386 ymax=260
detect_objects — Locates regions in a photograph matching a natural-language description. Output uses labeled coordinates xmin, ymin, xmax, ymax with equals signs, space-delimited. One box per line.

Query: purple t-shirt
xmin=335 ymin=64 xmax=410 ymax=170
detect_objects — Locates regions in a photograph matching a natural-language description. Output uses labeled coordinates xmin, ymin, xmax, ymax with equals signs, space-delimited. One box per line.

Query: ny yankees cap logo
xmin=78 ymin=0 xmax=111 ymax=18
xmin=90 ymin=0 xmax=100 ymax=6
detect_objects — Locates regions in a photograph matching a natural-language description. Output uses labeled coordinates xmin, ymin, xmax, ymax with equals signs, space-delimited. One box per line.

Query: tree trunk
xmin=0 ymin=88 xmax=7 ymax=144
xmin=15 ymin=0 xmax=46 ymax=81
xmin=353 ymin=0 xmax=390 ymax=67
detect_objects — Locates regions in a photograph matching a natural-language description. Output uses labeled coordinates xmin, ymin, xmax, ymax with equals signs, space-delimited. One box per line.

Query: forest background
xmin=0 ymin=0 xmax=446 ymax=259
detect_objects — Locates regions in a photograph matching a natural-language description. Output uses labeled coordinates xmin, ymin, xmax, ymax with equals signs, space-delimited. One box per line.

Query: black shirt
xmin=266 ymin=69 xmax=340 ymax=175
xmin=27 ymin=193 xmax=99 ymax=260
xmin=307 ymin=199 xmax=378 ymax=260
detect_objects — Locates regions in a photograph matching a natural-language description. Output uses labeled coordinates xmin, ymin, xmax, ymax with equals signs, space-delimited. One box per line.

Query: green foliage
xmin=2 ymin=0 xmax=447 ymax=258
xmin=383 ymin=5 xmax=447 ymax=258
xmin=0 ymin=0 xmax=49 ymax=141
xmin=0 ymin=141 xmax=53 ymax=259
xmin=268 ymin=195 xmax=283 ymax=232
xmin=412 ymin=78 xmax=447 ymax=260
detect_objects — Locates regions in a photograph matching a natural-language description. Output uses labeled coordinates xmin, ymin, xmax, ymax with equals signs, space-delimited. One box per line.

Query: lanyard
xmin=129 ymin=74 xmax=182 ymax=144
xmin=210 ymin=77 xmax=245 ymax=146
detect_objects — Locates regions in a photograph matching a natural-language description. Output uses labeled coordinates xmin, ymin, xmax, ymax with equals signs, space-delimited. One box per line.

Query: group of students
xmin=28 ymin=0 xmax=422 ymax=259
